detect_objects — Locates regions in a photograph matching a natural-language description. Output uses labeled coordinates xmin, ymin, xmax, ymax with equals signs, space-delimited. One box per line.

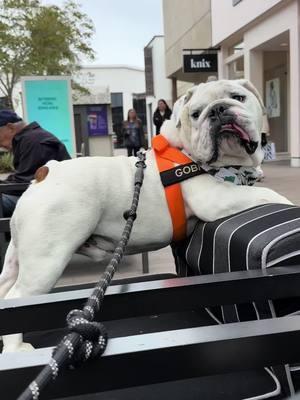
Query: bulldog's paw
xmin=3 ymin=342 xmax=35 ymax=353
xmin=256 ymin=187 xmax=292 ymax=205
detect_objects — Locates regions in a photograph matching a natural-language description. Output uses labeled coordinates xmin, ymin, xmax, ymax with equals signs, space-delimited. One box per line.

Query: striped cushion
xmin=173 ymin=203 xmax=300 ymax=322
xmin=172 ymin=203 xmax=300 ymax=396
xmin=185 ymin=204 xmax=300 ymax=276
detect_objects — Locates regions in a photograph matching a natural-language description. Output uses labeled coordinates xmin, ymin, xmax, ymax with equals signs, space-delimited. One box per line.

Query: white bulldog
xmin=0 ymin=79 xmax=291 ymax=352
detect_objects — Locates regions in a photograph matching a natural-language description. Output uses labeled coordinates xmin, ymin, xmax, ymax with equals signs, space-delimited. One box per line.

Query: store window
xmin=111 ymin=92 xmax=124 ymax=147
xmin=228 ymin=56 xmax=244 ymax=79
xmin=132 ymin=94 xmax=147 ymax=146
xmin=228 ymin=41 xmax=244 ymax=56
xmin=133 ymin=95 xmax=147 ymax=132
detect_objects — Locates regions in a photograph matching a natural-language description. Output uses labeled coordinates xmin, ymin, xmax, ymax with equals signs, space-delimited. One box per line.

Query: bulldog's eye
xmin=232 ymin=94 xmax=246 ymax=103
xmin=191 ymin=111 xmax=200 ymax=119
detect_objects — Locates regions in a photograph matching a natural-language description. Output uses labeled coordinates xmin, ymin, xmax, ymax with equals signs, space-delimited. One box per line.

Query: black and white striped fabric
xmin=185 ymin=203 xmax=300 ymax=277
xmin=172 ymin=203 xmax=300 ymax=398
xmin=175 ymin=203 xmax=300 ymax=321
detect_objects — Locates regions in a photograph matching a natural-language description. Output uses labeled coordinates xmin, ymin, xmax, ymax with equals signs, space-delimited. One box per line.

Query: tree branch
xmin=0 ymin=74 xmax=9 ymax=94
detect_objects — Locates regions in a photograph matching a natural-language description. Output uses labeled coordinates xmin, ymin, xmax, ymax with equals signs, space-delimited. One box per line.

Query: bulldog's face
xmin=176 ymin=79 xmax=265 ymax=167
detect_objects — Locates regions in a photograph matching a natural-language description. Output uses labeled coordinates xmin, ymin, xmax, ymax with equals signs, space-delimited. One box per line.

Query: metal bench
xmin=0 ymin=182 xmax=29 ymax=267
xmin=1 ymin=267 xmax=300 ymax=399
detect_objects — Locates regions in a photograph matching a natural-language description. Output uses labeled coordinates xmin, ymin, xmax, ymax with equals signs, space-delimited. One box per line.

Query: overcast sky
xmin=42 ymin=0 xmax=164 ymax=69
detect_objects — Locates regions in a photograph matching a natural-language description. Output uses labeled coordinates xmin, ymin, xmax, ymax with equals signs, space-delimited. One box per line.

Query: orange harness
xmin=152 ymin=135 xmax=192 ymax=242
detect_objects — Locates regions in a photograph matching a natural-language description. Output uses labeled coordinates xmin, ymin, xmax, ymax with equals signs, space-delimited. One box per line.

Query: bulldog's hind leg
xmin=2 ymin=215 xmax=99 ymax=352
xmin=2 ymin=239 xmax=88 ymax=352
xmin=1 ymin=241 xmax=78 ymax=352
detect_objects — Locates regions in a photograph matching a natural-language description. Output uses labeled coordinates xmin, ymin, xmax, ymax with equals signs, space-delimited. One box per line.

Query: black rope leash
xmin=17 ymin=151 xmax=147 ymax=400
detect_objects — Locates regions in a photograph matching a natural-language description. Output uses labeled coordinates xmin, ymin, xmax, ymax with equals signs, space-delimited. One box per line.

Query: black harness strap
xmin=159 ymin=162 xmax=207 ymax=187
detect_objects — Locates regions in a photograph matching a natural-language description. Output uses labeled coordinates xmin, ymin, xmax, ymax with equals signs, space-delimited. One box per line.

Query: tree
xmin=0 ymin=0 xmax=95 ymax=108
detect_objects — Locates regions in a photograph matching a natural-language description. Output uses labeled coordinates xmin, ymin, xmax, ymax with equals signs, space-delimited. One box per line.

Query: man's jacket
xmin=5 ymin=122 xmax=71 ymax=195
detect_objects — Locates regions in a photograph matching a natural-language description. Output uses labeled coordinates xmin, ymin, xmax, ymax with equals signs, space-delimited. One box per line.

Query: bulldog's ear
xmin=184 ymin=85 xmax=198 ymax=104
xmin=179 ymin=103 xmax=192 ymax=137
xmin=237 ymin=79 xmax=266 ymax=114
xmin=174 ymin=85 xmax=198 ymax=128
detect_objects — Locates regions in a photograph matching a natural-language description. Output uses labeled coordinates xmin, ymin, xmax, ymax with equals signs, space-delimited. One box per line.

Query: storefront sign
xmin=87 ymin=105 xmax=108 ymax=136
xmin=21 ymin=76 xmax=76 ymax=157
xmin=183 ymin=53 xmax=218 ymax=73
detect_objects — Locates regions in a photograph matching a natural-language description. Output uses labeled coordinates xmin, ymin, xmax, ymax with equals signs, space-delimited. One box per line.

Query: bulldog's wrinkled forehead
xmin=189 ymin=80 xmax=249 ymax=109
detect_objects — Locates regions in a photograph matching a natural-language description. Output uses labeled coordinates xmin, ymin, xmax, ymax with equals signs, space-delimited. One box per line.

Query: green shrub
xmin=0 ymin=152 xmax=14 ymax=173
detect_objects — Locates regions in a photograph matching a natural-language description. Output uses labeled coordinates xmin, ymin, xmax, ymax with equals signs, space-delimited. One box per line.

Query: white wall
xmin=163 ymin=0 xmax=211 ymax=77
xmin=152 ymin=38 xmax=173 ymax=103
xmin=211 ymin=0 xmax=285 ymax=45
xmin=145 ymin=37 xmax=172 ymax=143
xmin=243 ymin=1 xmax=299 ymax=165
xmin=76 ymin=66 xmax=145 ymax=120
xmin=216 ymin=0 xmax=300 ymax=166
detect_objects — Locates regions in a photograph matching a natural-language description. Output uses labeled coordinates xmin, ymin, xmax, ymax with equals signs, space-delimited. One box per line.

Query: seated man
xmin=0 ymin=110 xmax=71 ymax=217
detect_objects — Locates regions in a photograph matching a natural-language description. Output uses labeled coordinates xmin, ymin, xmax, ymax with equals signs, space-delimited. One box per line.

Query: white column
xmin=244 ymin=49 xmax=264 ymax=95
xmin=289 ymin=5 xmax=300 ymax=167
xmin=218 ymin=47 xmax=228 ymax=79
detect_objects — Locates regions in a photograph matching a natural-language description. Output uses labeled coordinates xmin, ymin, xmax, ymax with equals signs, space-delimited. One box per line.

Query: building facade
xmin=163 ymin=0 xmax=300 ymax=166
xmin=163 ymin=0 xmax=213 ymax=98
xmin=144 ymin=36 xmax=173 ymax=141
xmin=76 ymin=65 xmax=146 ymax=147
xmin=212 ymin=0 xmax=299 ymax=166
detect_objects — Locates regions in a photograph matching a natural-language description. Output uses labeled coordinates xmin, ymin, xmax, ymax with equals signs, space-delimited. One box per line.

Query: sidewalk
xmin=256 ymin=160 xmax=300 ymax=205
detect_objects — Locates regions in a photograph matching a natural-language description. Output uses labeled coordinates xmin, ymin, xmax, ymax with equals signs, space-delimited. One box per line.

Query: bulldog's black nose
xmin=208 ymin=103 xmax=229 ymax=120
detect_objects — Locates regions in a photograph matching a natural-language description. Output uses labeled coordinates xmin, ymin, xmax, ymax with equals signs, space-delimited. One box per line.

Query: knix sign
xmin=183 ymin=53 xmax=218 ymax=73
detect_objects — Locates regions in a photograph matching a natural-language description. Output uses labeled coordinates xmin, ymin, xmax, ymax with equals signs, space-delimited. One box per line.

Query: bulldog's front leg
xmin=182 ymin=174 xmax=292 ymax=222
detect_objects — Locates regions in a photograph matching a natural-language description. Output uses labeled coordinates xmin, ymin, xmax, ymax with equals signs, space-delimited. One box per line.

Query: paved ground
xmin=256 ymin=160 xmax=300 ymax=205
xmin=56 ymin=153 xmax=300 ymax=288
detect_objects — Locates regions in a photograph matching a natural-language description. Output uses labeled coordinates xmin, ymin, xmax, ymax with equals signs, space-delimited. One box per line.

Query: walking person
xmin=153 ymin=99 xmax=172 ymax=135
xmin=122 ymin=109 xmax=145 ymax=157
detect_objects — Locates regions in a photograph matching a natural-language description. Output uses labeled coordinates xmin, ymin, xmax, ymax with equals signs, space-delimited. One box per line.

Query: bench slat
xmin=0 ymin=183 xmax=29 ymax=193
xmin=1 ymin=316 xmax=300 ymax=399
xmin=0 ymin=218 xmax=10 ymax=232
xmin=1 ymin=266 xmax=300 ymax=335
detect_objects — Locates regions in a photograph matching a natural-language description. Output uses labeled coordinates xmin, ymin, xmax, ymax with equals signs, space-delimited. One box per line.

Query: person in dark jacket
xmin=153 ymin=99 xmax=172 ymax=135
xmin=122 ymin=109 xmax=145 ymax=156
xmin=0 ymin=110 xmax=71 ymax=217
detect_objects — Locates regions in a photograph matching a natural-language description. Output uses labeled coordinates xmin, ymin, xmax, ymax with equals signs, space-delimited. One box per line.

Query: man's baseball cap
xmin=0 ymin=110 xmax=22 ymax=127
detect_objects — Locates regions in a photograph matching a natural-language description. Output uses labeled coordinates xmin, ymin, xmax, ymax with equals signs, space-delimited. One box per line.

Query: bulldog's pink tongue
xmin=222 ymin=123 xmax=250 ymax=142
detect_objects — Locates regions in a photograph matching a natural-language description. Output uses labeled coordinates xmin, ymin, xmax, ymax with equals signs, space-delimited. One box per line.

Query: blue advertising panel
xmin=87 ymin=105 xmax=108 ymax=136
xmin=21 ymin=77 xmax=76 ymax=157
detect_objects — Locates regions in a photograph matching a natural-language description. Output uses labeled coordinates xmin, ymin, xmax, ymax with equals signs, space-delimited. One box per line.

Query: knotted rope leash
xmin=17 ymin=152 xmax=147 ymax=400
